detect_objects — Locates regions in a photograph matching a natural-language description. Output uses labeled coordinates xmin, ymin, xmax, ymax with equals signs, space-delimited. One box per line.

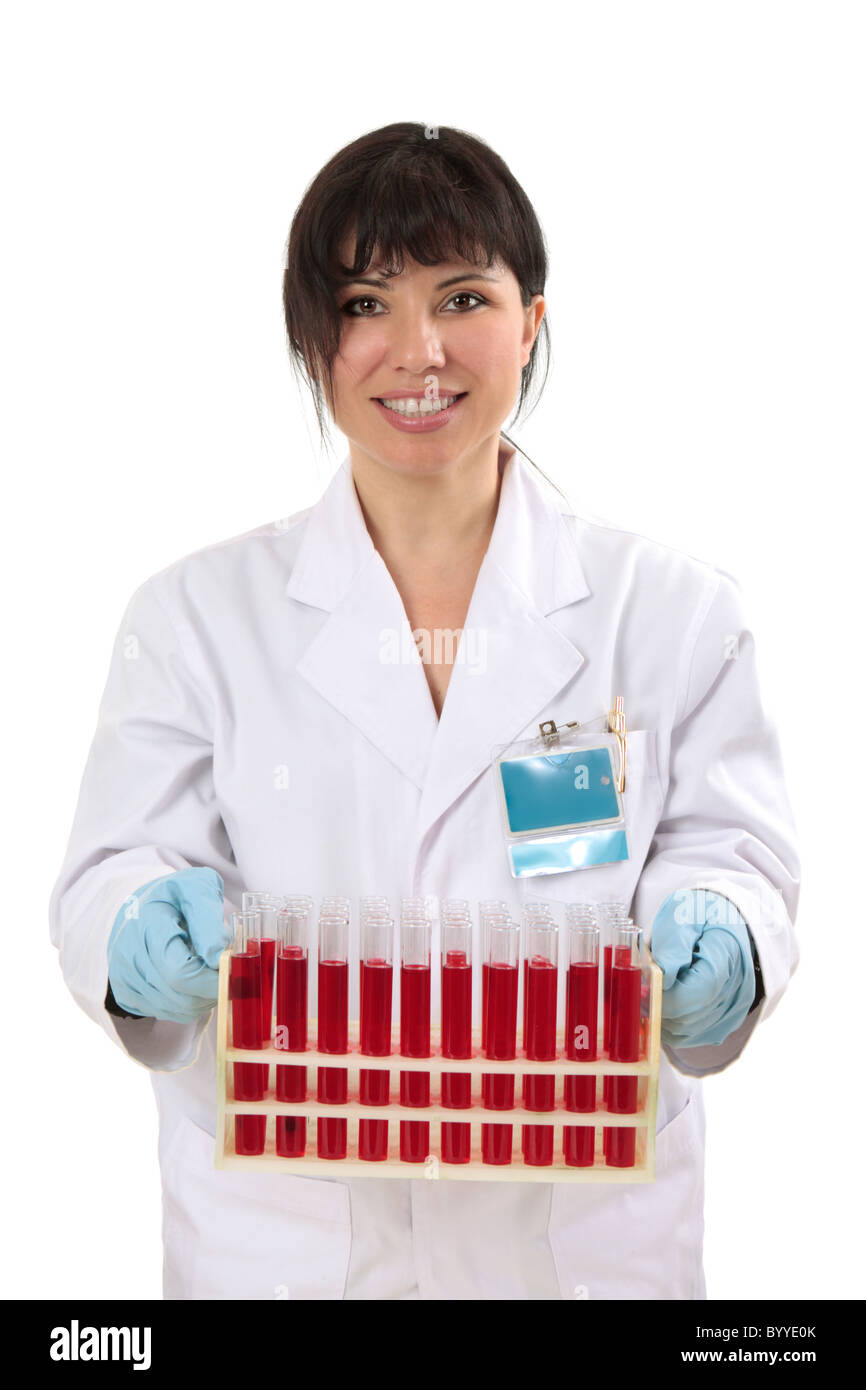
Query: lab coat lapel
xmin=284 ymin=446 xmax=592 ymax=830
xmin=285 ymin=460 xmax=439 ymax=790
xmin=413 ymin=446 xmax=592 ymax=850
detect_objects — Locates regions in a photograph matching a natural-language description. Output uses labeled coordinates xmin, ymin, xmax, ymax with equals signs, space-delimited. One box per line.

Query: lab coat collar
xmin=285 ymin=440 xmax=589 ymax=617
xmin=285 ymin=441 xmax=592 ymax=853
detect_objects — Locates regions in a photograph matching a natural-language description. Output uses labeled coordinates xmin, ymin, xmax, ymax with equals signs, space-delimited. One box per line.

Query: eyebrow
xmin=338 ymin=271 xmax=502 ymax=291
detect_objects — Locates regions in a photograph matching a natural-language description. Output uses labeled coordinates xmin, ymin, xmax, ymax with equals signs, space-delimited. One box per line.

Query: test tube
xmin=321 ymin=896 xmax=351 ymax=921
xmin=479 ymin=901 xmax=508 ymax=1052
xmin=521 ymin=901 xmax=556 ymax=1059
xmin=241 ymin=891 xmax=280 ymax=1044
xmin=521 ymin=920 xmax=559 ymax=1166
xmin=358 ymin=914 xmax=394 ymax=1162
xmin=399 ymin=909 xmax=432 ymax=1164
xmin=360 ymin=895 xmax=390 ymax=917
xmin=440 ymin=917 xmax=473 ymax=1164
xmin=316 ymin=911 xmax=349 ymax=1160
xmin=230 ymin=910 xmax=266 ymax=1156
xmin=242 ymin=892 xmax=280 ymax=1100
xmin=274 ymin=904 xmax=309 ymax=1158
xmin=598 ymin=900 xmax=628 ymax=1127
xmin=283 ymin=892 xmax=314 ymax=912
xmin=604 ymin=923 xmax=642 ymax=1168
xmin=564 ymin=910 xmax=599 ymax=1167
xmin=481 ymin=919 xmax=520 ymax=1165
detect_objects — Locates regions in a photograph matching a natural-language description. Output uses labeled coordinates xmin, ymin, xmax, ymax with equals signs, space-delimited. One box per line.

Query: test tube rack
xmin=215 ymin=946 xmax=663 ymax=1183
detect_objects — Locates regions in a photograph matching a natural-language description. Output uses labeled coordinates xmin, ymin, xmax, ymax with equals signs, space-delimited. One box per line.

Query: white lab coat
xmin=49 ymin=439 xmax=800 ymax=1300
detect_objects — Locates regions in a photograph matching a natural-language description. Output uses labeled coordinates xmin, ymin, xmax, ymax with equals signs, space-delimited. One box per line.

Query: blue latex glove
xmin=107 ymin=867 xmax=230 ymax=1024
xmin=651 ymin=889 xmax=756 ymax=1049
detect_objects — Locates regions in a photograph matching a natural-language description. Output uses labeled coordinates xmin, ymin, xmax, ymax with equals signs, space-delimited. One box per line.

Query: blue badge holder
xmin=493 ymin=704 xmax=630 ymax=879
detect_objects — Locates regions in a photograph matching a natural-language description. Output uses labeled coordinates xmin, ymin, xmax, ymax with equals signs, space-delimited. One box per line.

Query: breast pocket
xmin=161 ymin=1115 xmax=352 ymax=1300
xmin=521 ymin=730 xmax=664 ymax=910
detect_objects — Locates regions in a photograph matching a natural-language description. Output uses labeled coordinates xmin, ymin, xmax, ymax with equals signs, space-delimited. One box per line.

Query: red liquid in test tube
xmin=399 ymin=910 xmax=431 ymax=1163
xmin=242 ymin=893 xmax=284 ymax=1092
xmin=230 ymin=912 xmax=266 ymax=1156
xmin=482 ymin=921 xmax=519 ymax=1165
xmin=564 ymin=916 xmax=599 ymax=1167
xmin=602 ymin=943 xmax=612 ymax=1120
xmin=481 ymin=961 xmax=489 ymax=1053
xmin=440 ymin=926 xmax=473 ymax=1164
xmin=274 ymin=902 xmax=310 ymax=1158
xmin=259 ymin=937 xmax=276 ymax=1041
xmin=598 ymin=903 xmax=627 ymax=1145
xmin=359 ymin=913 xmax=394 ymax=1162
xmin=521 ymin=903 xmax=554 ymax=1061
xmin=521 ymin=924 xmax=559 ymax=1167
xmin=317 ymin=912 xmax=349 ymax=1160
xmin=479 ymin=904 xmax=507 ymax=1053
xmin=605 ymin=928 xmax=642 ymax=1168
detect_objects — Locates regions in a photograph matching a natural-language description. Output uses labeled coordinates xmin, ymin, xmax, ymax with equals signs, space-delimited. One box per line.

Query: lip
xmin=372 ymin=392 xmax=467 ymax=433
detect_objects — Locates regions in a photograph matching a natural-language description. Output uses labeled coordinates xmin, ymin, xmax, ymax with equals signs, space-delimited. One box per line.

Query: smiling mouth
xmin=373 ymin=392 xmax=468 ymax=417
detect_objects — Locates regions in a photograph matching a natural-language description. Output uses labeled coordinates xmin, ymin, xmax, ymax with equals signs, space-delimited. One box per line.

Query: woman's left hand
xmin=651 ymin=889 xmax=757 ymax=1048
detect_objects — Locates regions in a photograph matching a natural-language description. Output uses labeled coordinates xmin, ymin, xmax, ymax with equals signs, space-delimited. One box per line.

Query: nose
xmin=384 ymin=312 xmax=447 ymax=376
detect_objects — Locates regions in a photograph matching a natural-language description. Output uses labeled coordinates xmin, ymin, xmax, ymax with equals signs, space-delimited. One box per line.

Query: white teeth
xmin=379 ymin=395 xmax=459 ymax=417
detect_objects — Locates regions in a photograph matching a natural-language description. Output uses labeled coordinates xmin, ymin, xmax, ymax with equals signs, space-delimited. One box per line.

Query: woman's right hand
xmin=107 ymin=867 xmax=231 ymax=1023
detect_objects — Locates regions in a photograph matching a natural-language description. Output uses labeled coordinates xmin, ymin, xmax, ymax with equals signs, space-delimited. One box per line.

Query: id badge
xmin=493 ymin=704 xmax=630 ymax=879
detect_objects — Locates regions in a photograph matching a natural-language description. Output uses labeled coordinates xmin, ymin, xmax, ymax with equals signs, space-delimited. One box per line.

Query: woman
xmin=49 ymin=122 xmax=800 ymax=1300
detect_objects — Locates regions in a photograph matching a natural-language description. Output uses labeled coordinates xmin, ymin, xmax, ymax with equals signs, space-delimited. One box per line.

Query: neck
xmin=350 ymin=435 xmax=513 ymax=578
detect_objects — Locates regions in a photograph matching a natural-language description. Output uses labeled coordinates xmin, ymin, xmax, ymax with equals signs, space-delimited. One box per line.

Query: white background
xmin=3 ymin=1 xmax=863 ymax=1300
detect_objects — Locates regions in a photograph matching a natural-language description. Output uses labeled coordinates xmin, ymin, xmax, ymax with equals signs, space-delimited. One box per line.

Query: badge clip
xmin=537 ymin=718 xmax=580 ymax=746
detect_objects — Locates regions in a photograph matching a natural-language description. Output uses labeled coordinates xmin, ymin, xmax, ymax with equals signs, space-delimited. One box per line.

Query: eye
xmin=340 ymin=291 xmax=487 ymax=317
xmin=341 ymin=295 xmax=383 ymax=317
xmin=445 ymin=292 xmax=485 ymax=311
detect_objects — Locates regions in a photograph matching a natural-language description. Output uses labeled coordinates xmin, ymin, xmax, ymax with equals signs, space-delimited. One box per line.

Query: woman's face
xmin=327 ymin=236 xmax=545 ymax=478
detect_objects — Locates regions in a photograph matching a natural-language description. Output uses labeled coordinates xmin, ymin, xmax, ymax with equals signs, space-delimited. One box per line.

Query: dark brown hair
xmin=282 ymin=121 xmax=562 ymax=493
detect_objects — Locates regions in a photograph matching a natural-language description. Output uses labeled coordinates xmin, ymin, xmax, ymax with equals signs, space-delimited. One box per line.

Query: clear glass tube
xmin=320 ymin=896 xmax=350 ymax=920
xmin=613 ymin=923 xmax=640 ymax=969
xmin=524 ymin=920 xmax=558 ymax=967
xmin=401 ymin=917 xmax=431 ymax=968
xmin=275 ymin=905 xmax=309 ymax=1158
xmin=564 ymin=921 xmax=600 ymax=1167
xmin=440 ymin=918 xmax=473 ymax=1164
xmin=598 ymin=900 xmax=628 ymax=1121
xmin=479 ymin=899 xmax=508 ymax=917
xmin=482 ymin=920 xmax=520 ymax=1165
xmin=360 ymin=895 xmax=390 ymax=921
xmin=488 ymin=921 xmax=519 ymax=969
xmin=229 ymin=910 xmax=265 ymax=1156
xmin=283 ymin=893 xmax=314 ymax=914
xmin=399 ymin=912 xmax=432 ymax=1163
xmin=565 ymin=901 xmax=597 ymax=929
xmin=522 ymin=910 xmax=556 ymax=1056
xmin=277 ymin=906 xmax=308 ymax=955
xmin=442 ymin=918 xmax=472 ymax=966
xmin=605 ymin=923 xmax=642 ymax=1170
xmin=399 ymin=897 xmax=429 ymax=926
xmin=362 ymin=915 xmax=394 ymax=965
xmin=231 ymin=910 xmax=262 ymax=955
xmin=359 ymin=915 xmax=394 ymax=1162
xmin=316 ymin=912 xmax=349 ymax=1160
xmin=569 ymin=922 xmax=599 ymax=965
xmin=318 ymin=913 xmax=349 ymax=965
xmin=242 ymin=890 xmax=283 ymax=913
xmin=522 ymin=921 xmax=559 ymax=1167
xmin=480 ymin=902 xmax=509 ymax=1053
xmin=524 ymin=899 xmax=556 ymax=921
